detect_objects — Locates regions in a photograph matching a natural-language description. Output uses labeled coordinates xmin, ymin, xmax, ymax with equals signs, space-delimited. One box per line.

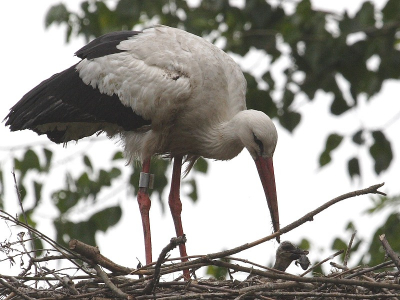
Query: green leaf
xmin=19 ymin=183 xmax=27 ymax=203
xmin=282 ymin=88 xmax=295 ymax=108
xmin=115 ymin=0 xmax=141 ymax=27
xmin=363 ymin=213 xmax=400 ymax=266
xmin=151 ymin=159 xmax=169 ymax=202
xmin=325 ymin=133 xmax=344 ymax=154
xmin=77 ymin=172 xmax=91 ymax=191
xmin=89 ymin=206 xmax=122 ymax=232
xmin=98 ymin=170 xmax=112 ymax=187
xmin=244 ymin=72 xmax=278 ymax=118
xmin=54 ymin=219 xmax=96 ymax=246
xmin=25 ymin=149 xmax=41 ymax=171
xmin=33 ymin=238 xmax=44 ymax=257
xmin=42 ymin=148 xmax=53 ymax=172
xmin=345 ymin=221 xmax=356 ymax=231
xmin=298 ymin=238 xmax=311 ymax=250
xmin=382 ymin=0 xmax=400 ymax=22
xmin=185 ymin=179 xmax=198 ymax=203
xmin=52 ymin=188 xmax=80 ymax=214
xmin=54 ymin=206 xmax=122 ymax=246
xmin=331 ymin=237 xmax=347 ymax=252
xmin=83 ymin=155 xmax=93 ymax=172
xmin=279 ymin=110 xmax=301 ymax=133
xmin=45 ymin=3 xmax=69 ymax=27
xmin=354 ymin=2 xmax=375 ymax=28
xmin=330 ymin=94 xmax=351 ymax=115
xmin=347 ymin=157 xmax=360 ymax=179
xmin=319 ymin=151 xmax=331 ymax=167
xmin=369 ymin=130 xmax=393 ymax=174
xmin=193 ymin=158 xmax=208 ymax=173
xmin=18 ymin=211 xmax=36 ymax=228
xmin=109 ymin=167 xmax=122 ymax=179
xmin=262 ymin=71 xmax=275 ymax=90
xmin=206 ymin=257 xmax=230 ymax=279
xmin=365 ymin=194 xmax=400 ymax=214
xmin=319 ymin=133 xmax=344 ymax=167
xmin=112 ymin=151 xmax=124 ymax=160
xmin=352 ymin=130 xmax=364 ymax=145
xmin=33 ymin=181 xmax=42 ymax=207
xmin=14 ymin=149 xmax=41 ymax=178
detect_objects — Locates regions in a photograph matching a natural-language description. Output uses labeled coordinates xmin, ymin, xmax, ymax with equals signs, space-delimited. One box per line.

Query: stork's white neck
xmin=199 ymin=109 xmax=277 ymax=161
xmin=201 ymin=117 xmax=244 ymax=161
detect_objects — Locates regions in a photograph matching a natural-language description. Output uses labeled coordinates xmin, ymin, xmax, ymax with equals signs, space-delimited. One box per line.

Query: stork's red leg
xmin=137 ymin=158 xmax=152 ymax=265
xmin=169 ymin=156 xmax=190 ymax=280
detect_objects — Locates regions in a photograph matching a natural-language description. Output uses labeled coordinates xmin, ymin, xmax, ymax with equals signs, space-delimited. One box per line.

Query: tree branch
xmin=69 ymin=239 xmax=134 ymax=274
xmin=379 ymin=234 xmax=400 ymax=272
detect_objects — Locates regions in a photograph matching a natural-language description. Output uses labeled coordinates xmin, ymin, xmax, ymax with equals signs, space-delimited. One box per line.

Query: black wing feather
xmin=75 ymin=31 xmax=141 ymax=59
xmin=5 ymin=30 xmax=151 ymax=144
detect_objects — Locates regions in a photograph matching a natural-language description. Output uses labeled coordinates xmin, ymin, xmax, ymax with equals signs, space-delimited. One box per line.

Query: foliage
xmin=45 ymin=0 xmax=398 ymax=179
xmin=329 ymin=195 xmax=400 ymax=267
xmin=3 ymin=0 xmax=400 ymax=268
xmin=206 ymin=257 xmax=231 ymax=280
xmin=9 ymin=147 xmax=207 ymax=248
xmin=2 ymin=212 xmax=400 ymax=299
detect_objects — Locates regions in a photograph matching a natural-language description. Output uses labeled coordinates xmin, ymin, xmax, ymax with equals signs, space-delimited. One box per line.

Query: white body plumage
xmin=77 ymin=25 xmax=249 ymax=162
xmin=5 ymin=26 xmax=281 ymax=259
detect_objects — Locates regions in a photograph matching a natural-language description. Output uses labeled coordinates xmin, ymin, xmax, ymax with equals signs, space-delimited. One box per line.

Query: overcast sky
xmin=1 ymin=0 xmax=399 ymax=277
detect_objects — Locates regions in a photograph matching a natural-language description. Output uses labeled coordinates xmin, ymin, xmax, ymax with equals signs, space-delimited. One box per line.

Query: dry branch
xmin=69 ymin=239 xmax=134 ymax=274
xmin=379 ymin=234 xmax=400 ymax=272
xmin=2 ymin=182 xmax=397 ymax=300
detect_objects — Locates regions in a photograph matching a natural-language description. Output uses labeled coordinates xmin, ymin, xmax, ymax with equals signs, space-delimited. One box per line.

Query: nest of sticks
xmin=1 ymin=183 xmax=400 ymax=300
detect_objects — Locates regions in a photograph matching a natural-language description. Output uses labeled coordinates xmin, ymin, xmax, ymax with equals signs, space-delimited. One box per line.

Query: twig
xmin=209 ymin=183 xmax=385 ymax=260
xmin=344 ymin=230 xmax=357 ymax=266
xmin=42 ymin=267 xmax=79 ymax=295
xmin=12 ymin=171 xmax=39 ymax=278
xmin=346 ymin=260 xmax=394 ymax=279
xmin=158 ymin=183 xmax=386 ymax=278
xmin=330 ymin=262 xmax=399 ymax=299
xmin=300 ymin=250 xmax=344 ymax=277
xmin=144 ymin=235 xmax=187 ymax=294
xmin=211 ymin=259 xmax=400 ymax=290
xmin=0 ymin=278 xmax=36 ymax=300
xmin=1 ymin=183 xmax=395 ymax=299
xmin=380 ymin=234 xmax=400 ymax=272
xmin=330 ymin=262 xmax=362 ymax=276
xmin=93 ymin=265 xmax=129 ymax=298
xmin=0 ymin=210 xmax=93 ymax=276
xmin=141 ymin=184 xmax=386 ymax=278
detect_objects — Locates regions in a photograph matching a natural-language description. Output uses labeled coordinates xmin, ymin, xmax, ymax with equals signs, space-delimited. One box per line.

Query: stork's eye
xmin=253 ymin=133 xmax=264 ymax=155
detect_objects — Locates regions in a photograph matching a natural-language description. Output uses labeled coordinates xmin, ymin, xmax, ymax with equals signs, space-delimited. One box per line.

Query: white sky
xmin=0 ymin=0 xmax=399 ymax=277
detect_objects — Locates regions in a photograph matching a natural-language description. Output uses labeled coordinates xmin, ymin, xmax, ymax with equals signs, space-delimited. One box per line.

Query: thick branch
xmin=69 ymin=239 xmax=134 ymax=274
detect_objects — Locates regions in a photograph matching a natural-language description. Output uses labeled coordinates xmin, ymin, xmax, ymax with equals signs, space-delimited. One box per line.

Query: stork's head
xmin=273 ymin=241 xmax=310 ymax=271
xmin=235 ymin=110 xmax=280 ymax=240
xmin=236 ymin=110 xmax=278 ymax=159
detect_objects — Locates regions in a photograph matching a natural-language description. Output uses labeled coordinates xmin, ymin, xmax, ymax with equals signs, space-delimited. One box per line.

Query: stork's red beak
xmin=254 ymin=156 xmax=280 ymax=242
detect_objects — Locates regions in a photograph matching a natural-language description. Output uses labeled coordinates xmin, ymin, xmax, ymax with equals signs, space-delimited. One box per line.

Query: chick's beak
xmin=254 ymin=156 xmax=280 ymax=241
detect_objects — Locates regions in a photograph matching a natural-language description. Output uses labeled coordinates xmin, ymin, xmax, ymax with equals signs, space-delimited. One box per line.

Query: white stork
xmin=5 ymin=25 xmax=279 ymax=279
